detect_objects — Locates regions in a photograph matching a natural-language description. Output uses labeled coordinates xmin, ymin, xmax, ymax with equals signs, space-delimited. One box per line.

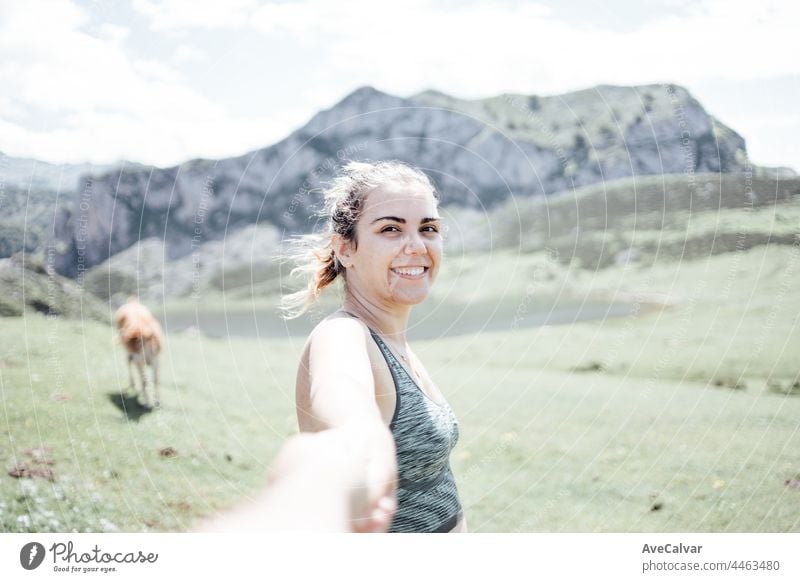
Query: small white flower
xmin=20 ymin=480 xmax=37 ymax=495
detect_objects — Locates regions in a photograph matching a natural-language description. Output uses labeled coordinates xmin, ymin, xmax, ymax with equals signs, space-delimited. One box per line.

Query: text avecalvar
xmin=642 ymin=543 xmax=702 ymax=554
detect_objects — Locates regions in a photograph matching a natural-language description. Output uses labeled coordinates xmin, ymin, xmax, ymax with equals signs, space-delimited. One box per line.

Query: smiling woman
xmin=276 ymin=160 xmax=466 ymax=533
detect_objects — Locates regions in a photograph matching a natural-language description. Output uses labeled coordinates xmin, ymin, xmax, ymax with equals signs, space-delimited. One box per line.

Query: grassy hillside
xmin=453 ymin=172 xmax=800 ymax=266
xmin=0 ymin=254 xmax=106 ymax=320
xmin=2 ymin=244 xmax=798 ymax=532
xmin=0 ymin=316 xmax=296 ymax=532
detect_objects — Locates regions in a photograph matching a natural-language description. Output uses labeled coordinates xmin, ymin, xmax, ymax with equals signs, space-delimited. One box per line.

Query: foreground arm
xmin=198 ymin=421 xmax=395 ymax=532
xmin=200 ymin=318 xmax=397 ymax=532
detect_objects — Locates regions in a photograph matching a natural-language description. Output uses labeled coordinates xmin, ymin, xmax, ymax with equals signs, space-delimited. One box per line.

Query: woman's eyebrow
xmin=371 ymin=216 xmax=441 ymax=224
xmin=372 ymin=216 xmax=405 ymax=224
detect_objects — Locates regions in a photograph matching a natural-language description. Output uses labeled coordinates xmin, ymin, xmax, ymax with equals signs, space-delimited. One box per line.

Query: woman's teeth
xmin=392 ymin=267 xmax=426 ymax=277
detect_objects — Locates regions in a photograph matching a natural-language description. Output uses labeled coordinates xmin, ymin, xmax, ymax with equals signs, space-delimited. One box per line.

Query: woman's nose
xmin=404 ymin=232 xmax=427 ymax=254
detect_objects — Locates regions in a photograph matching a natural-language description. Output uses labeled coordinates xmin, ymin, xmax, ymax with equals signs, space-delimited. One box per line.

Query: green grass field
xmin=2 ymin=242 xmax=799 ymax=532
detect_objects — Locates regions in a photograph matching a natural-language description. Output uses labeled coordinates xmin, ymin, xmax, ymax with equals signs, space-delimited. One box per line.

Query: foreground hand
xmin=199 ymin=421 xmax=397 ymax=533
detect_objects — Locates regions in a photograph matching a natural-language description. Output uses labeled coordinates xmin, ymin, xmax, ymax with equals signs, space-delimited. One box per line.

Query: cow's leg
xmin=152 ymin=355 xmax=160 ymax=408
xmin=135 ymin=357 xmax=150 ymax=408
xmin=127 ymin=353 xmax=136 ymax=391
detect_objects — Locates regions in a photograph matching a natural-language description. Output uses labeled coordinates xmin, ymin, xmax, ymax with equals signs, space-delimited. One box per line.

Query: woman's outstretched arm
xmin=199 ymin=317 xmax=397 ymax=532
xmin=197 ymin=420 xmax=396 ymax=532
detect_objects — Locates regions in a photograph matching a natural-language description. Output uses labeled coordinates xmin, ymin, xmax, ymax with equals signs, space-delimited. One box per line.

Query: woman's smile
xmin=391 ymin=266 xmax=429 ymax=279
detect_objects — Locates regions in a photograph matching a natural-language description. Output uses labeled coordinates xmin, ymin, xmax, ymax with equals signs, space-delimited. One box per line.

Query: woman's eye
xmin=381 ymin=225 xmax=439 ymax=233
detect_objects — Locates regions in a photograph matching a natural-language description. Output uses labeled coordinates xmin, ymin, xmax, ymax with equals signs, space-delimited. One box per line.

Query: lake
xmin=160 ymin=295 xmax=651 ymax=339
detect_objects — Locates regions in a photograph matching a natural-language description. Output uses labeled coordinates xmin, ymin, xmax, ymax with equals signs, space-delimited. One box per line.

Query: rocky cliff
xmin=51 ymin=83 xmax=755 ymax=276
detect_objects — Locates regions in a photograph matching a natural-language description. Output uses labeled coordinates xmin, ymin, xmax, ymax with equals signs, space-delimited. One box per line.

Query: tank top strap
xmin=340 ymin=310 xmax=404 ymax=367
xmin=367 ymin=328 xmax=402 ymax=365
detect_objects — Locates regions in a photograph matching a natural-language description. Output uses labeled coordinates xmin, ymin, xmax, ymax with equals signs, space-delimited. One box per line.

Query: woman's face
xmin=338 ymin=181 xmax=442 ymax=307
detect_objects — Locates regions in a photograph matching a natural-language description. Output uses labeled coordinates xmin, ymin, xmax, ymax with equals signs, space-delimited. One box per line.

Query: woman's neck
xmin=341 ymin=293 xmax=410 ymax=344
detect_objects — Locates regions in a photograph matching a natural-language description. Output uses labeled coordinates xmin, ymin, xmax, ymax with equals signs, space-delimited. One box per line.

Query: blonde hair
xmin=278 ymin=160 xmax=438 ymax=319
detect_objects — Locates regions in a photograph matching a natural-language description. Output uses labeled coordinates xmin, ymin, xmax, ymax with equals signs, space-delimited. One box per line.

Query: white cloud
xmin=131 ymin=0 xmax=800 ymax=93
xmin=273 ymin=0 xmax=799 ymax=97
xmin=0 ymin=108 xmax=295 ymax=167
xmin=95 ymin=22 xmax=130 ymax=44
xmin=0 ymin=0 xmax=283 ymax=165
xmin=249 ymin=1 xmax=327 ymax=36
xmin=172 ymin=44 xmax=207 ymax=63
xmin=131 ymin=0 xmax=261 ymax=30
xmin=1 ymin=0 xmax=798 ymax=167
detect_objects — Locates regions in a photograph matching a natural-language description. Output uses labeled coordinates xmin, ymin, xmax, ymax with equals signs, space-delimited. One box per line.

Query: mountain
xmin=40 ymin=84 xmax=771 ymax=276
xmin=82 ymin=223 xmax=281 ymax=304
xmin=0 ymin=253 xmax=106 ymax=320
xmin=0 ymin=151 xmax=128 ymax=191
xmin=0 ymin=152 xmax=135 ymax=262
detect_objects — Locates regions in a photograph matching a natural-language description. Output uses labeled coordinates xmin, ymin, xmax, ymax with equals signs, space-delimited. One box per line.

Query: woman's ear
xmin=331 ymin=234 xmax=353 ymax=267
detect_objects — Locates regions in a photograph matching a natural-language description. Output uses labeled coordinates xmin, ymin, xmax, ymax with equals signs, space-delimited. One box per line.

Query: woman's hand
xmin=198 ymin=421 xmax=397 ymax=533
xmin=283 ymin=420 xmax=397 ymax=532
xmin=336 ymin=420 xmax=398 ymax=533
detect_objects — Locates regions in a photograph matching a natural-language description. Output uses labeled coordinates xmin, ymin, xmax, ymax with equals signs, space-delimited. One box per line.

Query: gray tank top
xmin=360 ymin=323 xmax=463 ymax=533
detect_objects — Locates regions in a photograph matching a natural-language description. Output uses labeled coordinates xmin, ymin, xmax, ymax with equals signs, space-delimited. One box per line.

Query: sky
xmin=1 ymin=0 xmax=798 ymax=170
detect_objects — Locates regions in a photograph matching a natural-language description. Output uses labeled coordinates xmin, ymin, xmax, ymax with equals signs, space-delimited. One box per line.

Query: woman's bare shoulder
xmin=303 ymin=311 xmax=372 ymax=366
xmin=308 ymin=311 xmax=369 ymax=342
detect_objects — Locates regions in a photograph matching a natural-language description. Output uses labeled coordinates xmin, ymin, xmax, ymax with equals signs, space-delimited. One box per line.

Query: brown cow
xmin=114 ymin=296 xmax=164 ymax=409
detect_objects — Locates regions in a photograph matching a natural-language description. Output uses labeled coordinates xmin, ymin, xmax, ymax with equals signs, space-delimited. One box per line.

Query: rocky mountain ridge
xmin=38 ymin=84 xmax=768 ymax=276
